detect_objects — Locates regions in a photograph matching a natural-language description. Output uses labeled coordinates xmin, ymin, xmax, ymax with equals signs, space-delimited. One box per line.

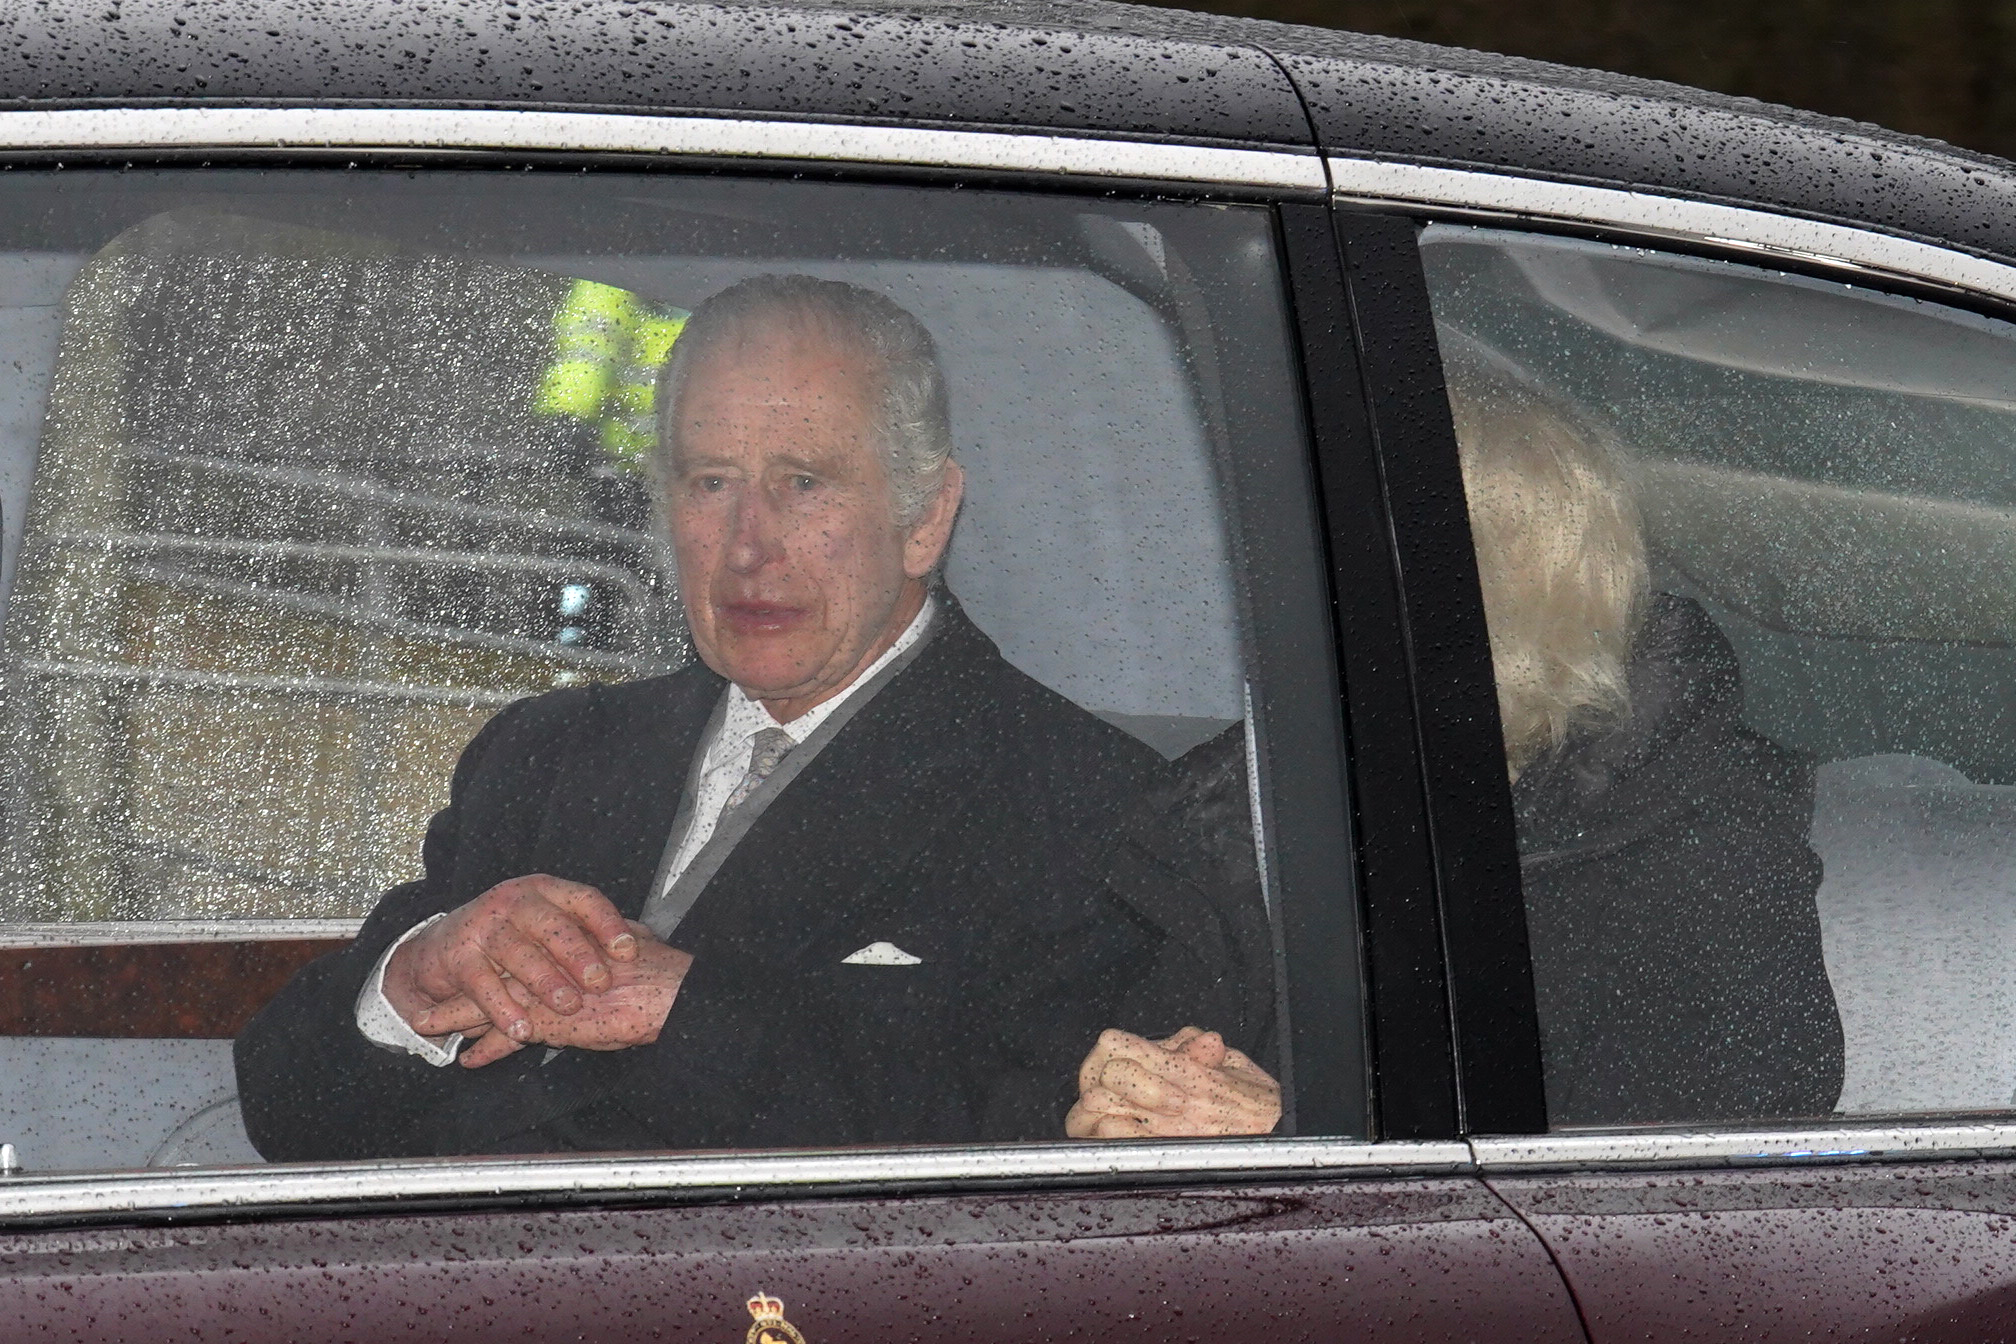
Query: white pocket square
xmin=842 ymin=941 xmax=924 ymax=966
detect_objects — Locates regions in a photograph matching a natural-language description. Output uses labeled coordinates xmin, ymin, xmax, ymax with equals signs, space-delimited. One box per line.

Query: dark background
xmin=1166 ymin=0 xmax=2016 ymax=161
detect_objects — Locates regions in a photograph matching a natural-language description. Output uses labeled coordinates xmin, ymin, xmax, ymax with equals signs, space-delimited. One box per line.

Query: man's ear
xmin=903 ymin=460 xmax=965 ymax=579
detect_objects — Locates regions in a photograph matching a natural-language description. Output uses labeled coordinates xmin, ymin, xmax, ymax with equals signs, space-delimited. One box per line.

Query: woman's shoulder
xmin=1515 ymin=593 xmax=1813 ymax=861
xmin=1632 ymin=593 xmax=1742 ymax=699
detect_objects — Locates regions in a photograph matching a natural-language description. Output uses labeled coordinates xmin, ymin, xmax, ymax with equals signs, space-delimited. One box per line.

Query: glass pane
xmin=0 ymin=170 xmax=1320 ymax=1169
xmin=1424 ymin=223 xmax=2016 ymax=1127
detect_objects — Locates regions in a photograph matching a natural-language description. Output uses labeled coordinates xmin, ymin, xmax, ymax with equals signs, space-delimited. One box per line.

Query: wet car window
xmin=0 ymin=171 xmax=1307 ymax=1170
xmin=1425 ymin=223 xmax=2016 ymax=1128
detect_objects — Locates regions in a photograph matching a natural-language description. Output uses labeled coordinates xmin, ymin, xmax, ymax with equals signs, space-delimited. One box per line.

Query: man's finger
xmin=1095 ymin=1029 xmax=1204 ymax=1083
xmin=1102 ymin=1057 xmax=1187 ymax=1114
xmin=445 ymin=953 xmax=532 ymax=1043
xmin=1219 ymin=1046 xmax=1274 ymax=1086
xmin=1075 ymin=1082 xmax=1139 ymax=1117
xmin=459 ymin=1029 xmax=525 ymax=1069
xmin=1174 ymin=1029 xmax=1229 ymax=1069
xmin=1124 ymin=1108 xmax=1221 ymax=1138
xmin=1069 ymin=1095 xmax=1154 ymax=1139
xmin=514 ymin=896 xmax=615 ymax=992
xmin=413 ymin=993 xmax=490 ymax=1037
xmin=535 ymin=877 xmax=639 ymax=962
xmin=1078 ymin=1027 xmax=1143 ymax=1094
xmin=1090 ymin=1110 xmax=1159 ymax=1139
xmin=484 ymin=923 xmax=586 ymax=1016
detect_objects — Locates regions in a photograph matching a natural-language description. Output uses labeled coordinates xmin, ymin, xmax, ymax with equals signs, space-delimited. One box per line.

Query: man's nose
xmin=724 ymin=486 xmax=783 ymax=574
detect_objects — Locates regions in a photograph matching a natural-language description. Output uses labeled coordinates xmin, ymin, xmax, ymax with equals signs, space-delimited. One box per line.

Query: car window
xmin=1423 ymin=222 xmax=2016 ymax=1128
xmin=0 ymin=169 xmax=1330 ymax=1171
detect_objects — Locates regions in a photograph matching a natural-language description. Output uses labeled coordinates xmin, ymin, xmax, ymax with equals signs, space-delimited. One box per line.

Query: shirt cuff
xmin=354 ymin=913 xmax=463 ymax=1066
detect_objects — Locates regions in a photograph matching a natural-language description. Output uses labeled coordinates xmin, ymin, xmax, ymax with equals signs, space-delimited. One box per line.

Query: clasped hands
xmin=380 ymin=875 xmax=692 ymax=1069
xmin=381 ymin=874 xmax=1277 ymax=1135
xmin=1067 ymin=1025 xmax=1281 ymax=1138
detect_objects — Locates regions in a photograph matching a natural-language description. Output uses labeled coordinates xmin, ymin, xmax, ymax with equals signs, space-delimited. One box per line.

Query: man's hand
xmin=381 ymin=874 xmax=638 ymax=1047
xmin=1065 ymin=1026 xmax=1282 ymax=1139
xmin=444 ymin=925 xmax=694 ymax=1068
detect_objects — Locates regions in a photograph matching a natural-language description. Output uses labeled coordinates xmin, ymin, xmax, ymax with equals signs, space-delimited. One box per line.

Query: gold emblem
xmin=745 ymin=1292 xmax=808 ymax=1344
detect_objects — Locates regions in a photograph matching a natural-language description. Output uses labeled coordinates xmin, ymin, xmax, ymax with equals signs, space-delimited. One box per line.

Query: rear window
xmin=1425 ymin=223 xmax=2016 ymax=1127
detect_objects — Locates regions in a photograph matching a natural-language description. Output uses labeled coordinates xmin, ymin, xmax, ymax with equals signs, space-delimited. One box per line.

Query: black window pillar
xmin=1284 ymin=201 xmax=1545 ymax=1139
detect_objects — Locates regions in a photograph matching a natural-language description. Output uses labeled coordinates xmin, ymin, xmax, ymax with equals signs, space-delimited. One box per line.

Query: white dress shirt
xmin=355 ymin=596 xmax=938 ymax=1064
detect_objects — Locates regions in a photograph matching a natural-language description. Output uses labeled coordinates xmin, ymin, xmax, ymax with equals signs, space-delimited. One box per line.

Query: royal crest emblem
xmin=745 ymin=1291 xmax=808 ymax=1344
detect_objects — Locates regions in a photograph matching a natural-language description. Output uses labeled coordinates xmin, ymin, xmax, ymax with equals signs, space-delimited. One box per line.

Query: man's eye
xmin=697 ymin=475 xmax=727 ymax=492
xmin=789 ymin=474 xmax=817 ymax=492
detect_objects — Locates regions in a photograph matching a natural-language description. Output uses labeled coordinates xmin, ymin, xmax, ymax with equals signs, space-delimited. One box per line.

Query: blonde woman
xmin=1070 ymin=342 xmax=1842 ymax=1137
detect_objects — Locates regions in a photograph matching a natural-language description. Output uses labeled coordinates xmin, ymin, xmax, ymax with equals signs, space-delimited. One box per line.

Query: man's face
xmin=666 ymin=321 xmax=958 ymax=713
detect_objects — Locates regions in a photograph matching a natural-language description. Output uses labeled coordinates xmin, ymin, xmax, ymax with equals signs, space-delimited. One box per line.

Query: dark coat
xmin=235 ymin=598 xmax=1171 ymax=1158
xmin=1515 ymin=593 xmax=1845 ymax=1126
xmin=1099 ymin=724 xmax=1276 ymax=1066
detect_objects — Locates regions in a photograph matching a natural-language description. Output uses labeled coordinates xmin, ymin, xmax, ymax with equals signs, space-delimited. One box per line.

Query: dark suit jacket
xmin=1099 ymin=724 xmax=1276 ymax=1068
xmin=235 ymin=598 xmax=1172 ymax=1158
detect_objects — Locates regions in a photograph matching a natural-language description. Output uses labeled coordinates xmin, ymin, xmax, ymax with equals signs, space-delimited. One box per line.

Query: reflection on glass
xmin=1 ymin=212 xmax=686 ymax=924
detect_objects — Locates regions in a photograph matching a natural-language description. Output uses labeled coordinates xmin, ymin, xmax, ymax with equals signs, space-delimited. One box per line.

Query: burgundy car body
xmin=2 ymin=2 xmax=2016 ymax=1341
xmin=6 ymin=1181 xmax=1586 ymax=1342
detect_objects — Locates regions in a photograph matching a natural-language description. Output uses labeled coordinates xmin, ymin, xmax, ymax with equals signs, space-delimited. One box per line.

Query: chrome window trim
xmin=0 ymin=107 xmax=1326 ymax=191
xmin=0 ymin=920 xmax=362 ymax=948
xmin=1470 ymin=1123 xmax=2016 ymax=1172
xmin=7 ymin=1125 xmax=2016 ymax=1221
xmin=1329 ymin=157 xmax=2016 ymax=305
xmin=0 ymin=1139 xmax=1471 ymax=1222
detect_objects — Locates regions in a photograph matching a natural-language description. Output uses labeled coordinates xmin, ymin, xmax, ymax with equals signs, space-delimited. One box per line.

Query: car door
xmin=0 ymin=102 xmax=1588 ymax=1342
xmin=1331 ymin=155 xmax=2016 ymax=1341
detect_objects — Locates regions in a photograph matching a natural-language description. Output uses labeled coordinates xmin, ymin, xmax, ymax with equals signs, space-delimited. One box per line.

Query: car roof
xmin=6 ymin=0 xmax=2016 ymax=265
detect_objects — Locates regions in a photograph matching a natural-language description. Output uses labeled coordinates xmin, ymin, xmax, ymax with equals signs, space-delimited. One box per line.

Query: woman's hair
xmin=1443 ymin=336 xmax=1649 ymax=777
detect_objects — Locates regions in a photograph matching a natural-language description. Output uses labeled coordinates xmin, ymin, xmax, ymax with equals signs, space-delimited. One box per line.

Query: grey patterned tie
xmin=724 ymin=726 xmax=795 ymax=811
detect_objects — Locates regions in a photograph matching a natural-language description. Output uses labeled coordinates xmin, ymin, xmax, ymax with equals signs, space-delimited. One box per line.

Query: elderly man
xmin=236 ymin=274 xmax=1174 ymax=1157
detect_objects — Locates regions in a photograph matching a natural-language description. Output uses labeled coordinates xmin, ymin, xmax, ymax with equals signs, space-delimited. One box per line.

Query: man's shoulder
xmin=475 ymin=662 xmax=722 ymax=760
xmin=992 ymin=660 xmax=1165 ymax=770
xmin=918 ymin=603 xmax=1167 ymax=786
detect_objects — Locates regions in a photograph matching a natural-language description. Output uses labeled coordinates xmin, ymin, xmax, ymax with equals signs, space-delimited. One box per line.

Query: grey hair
xmin=654 ymin=274 xmax=956 ymax=527
xmin=1441 ymin=331 xmax=1650 ymax=778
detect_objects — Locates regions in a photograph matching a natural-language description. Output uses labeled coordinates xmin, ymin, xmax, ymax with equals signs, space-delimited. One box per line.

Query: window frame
xmin=1330 ymin=156 xmax=2016 ymax=1157
xmin=0 ymin=107 xmax=1408 ymax=1220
